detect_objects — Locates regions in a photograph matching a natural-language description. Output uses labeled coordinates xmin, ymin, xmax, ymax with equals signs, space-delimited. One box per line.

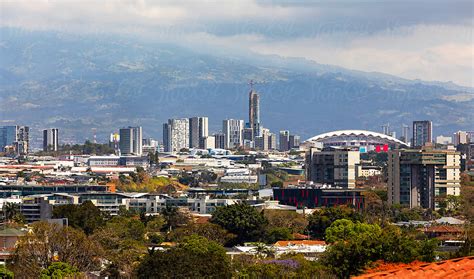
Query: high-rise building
xmin=163 ymin=119 xmax=189 ymax=153
xmin=453 ymin=131 xmax=469 ymax=146
xmin=248 ymin=89 xmax=260 ymax=139
xmin=243 ymin=127 xmax=254 ymax=142
xmin=289 ymin=134 xmax=301 ymax=149
xmin=279 ymin=130 xmax=290 ymax=152
xmin=412 ymin=120 xmax=432 ymax=148
xmin=305 ymin=147 xmax=361 ymax=188
xmin=0 ymin=125 xmax=29 ymax=154
xmin=401 ymin=124 xmax=410 ymax=145
xmin=214 ymin=133 xmax=226 ymax=149
xmin=0 ymin=126 xmax=17 ymax=151
xmin=223 ymin=119 xmax=244 ymax=149
xmin=189 ymin=117 xmax=208 ymax=149
xmin=119 ymin=126 xmax=142 ymax=155
xmin=255 ymin=128 xmax=270 ymax=151
xmin=268 ymin=133 xmax=277 ymax=150
xmin=388 ymin=146 xmax=461 ymax=209
xmin=43 ymin=128 xmax=59 ymax=152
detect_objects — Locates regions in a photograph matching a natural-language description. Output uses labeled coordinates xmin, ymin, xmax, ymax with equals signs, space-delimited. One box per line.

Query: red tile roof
xmin=274 ymin=240 xmax=326 ymax=247
xmin=421 ymin=225 xmax=463 ymax=234
xmin=354 ymin=256 xmax=474 ymax=278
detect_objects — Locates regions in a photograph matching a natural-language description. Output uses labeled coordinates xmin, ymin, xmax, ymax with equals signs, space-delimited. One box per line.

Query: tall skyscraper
xmin=0 ymin=125 xmax=29 ymax=154
xmin=189 ymin=117 xmax=208 ymax=149
xmin=289 ymin=134 xmax=301 ymax=149
xmin=268 ymin=133 xmax=277 ymax=150
xmin=412 ymin=120 xmax=432 ymax=148
xmin=388 ymin=146 xmax=461 ymax=209
xmin=279 ymin=130 xmax=290 ymax=152
xmin=163 ymin=119 xmax=189 ymax=153
xmin=223 ymin=119 xmax=244 ymax=149
xmin=119 ymin=126 xmax=142 ymax=155
xmin=43 ymin=128 xmax=59 ymax=152
xmin=248 ymin=87 xmax=260 ymax=139
xmin=401 ymin=124 xmax=410 ymax=145
xmin=255 ymin=128 xmax=270 ymax=151
xmin=453 ymin=131 xmax=469 ymax=146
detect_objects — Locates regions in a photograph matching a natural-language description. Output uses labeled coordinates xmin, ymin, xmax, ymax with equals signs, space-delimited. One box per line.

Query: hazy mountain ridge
xmin=0 ymin=29 xmax=472 ymax=146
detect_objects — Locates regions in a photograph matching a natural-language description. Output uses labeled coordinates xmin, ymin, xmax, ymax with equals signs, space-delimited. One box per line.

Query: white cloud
xmin=1 ymin=0 xmax=473 ymax=86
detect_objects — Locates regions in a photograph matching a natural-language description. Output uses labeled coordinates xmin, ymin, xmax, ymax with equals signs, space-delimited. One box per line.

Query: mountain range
xmin=0 ymin=28 xmax=473 ymax=147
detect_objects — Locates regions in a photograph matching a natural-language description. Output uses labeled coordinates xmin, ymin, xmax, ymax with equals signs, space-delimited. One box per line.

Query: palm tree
xmin=253 ymin=243 xmax=275 ymax=259
xmin=3 ymin=202 xmax=19 ymax=222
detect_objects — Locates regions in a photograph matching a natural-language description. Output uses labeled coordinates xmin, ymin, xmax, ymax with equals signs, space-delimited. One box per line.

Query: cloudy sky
xmin=1 ymin=0 xmax=473 ymax=86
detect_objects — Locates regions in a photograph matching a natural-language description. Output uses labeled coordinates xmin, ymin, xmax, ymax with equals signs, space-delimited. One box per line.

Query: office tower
xmin=412 ymin=120 xmax=432 ymax=148
xmin=223 ymin=119 xmax=244 ymax=149
xmin=119 ymin=126 xmax=142 ymax=155
xmin=382 ymin=123 xmax=390 ymax=136
xmin=163 ymin=119 xmax=189 ymax=153
xmin=243 ymin=128 xmax=254 ymax=142
xmin=268 ymin=133 xmax=277 ymax=150
xmin=279 ymin=130 xmax=290 ymax=152
xmin=255 ymin=128 xmax=270 ymax=151
xmin=0 ymin=125 xmax=29 ymax=154
xmin=214 ymin=133 xmax=226 ymax=149
xmin=387 ymin=146 xmax=461 ymax=209
xmin=289 ymin=134 xmax=301 ymax=149
xmin=401 ymin=124 xmax=410 ymax=145
xmin=201 ymin=136 xmax=215 ymax=149
xmin=43 ymin=128 xmax=59 ymax=152
xmin=248 ymin=88 xmax=260 ymax=139
xmin=306 ymin=147 xmax=361 ymax=188
xmin=0 ymin=126 xmax=17 ymax=151
xmin=189 ymin=117 xmax=208 ymax=149
xmin=453 ymin=131 xmax=469 ymax=146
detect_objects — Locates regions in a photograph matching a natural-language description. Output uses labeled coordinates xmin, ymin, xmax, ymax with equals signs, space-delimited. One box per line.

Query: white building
xmin=223 ymin=119 xmax=244 ymax=149
xmin=119 ymin=127 xmax=142 ymax=155
xmin=201 ymin=136 xmax=215 ymax=149
xmin=436 ymin=135 xmax=453 ymax=145
xmin=163 ymin=118 xmax=190 ymax=153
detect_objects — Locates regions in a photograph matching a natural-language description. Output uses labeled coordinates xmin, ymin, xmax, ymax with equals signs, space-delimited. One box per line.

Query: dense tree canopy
xmin=52 ymin=200 xmax=107 ymax=235
xmin=307 ymin=206 xmax=363 ymax=239
xmin=10 ymin=222 xmax=102 ymax=278
xmin=136 ymin=235 xmax=231 ymax=278
xmin=211 ymin=203 xmax=268 ymax=243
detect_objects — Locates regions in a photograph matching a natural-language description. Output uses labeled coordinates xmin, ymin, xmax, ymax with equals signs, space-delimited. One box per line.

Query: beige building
xmin=305 ymin=147 xmax=360 ymax=188
xmin=387 ymin=146 xmax=461 ymax=209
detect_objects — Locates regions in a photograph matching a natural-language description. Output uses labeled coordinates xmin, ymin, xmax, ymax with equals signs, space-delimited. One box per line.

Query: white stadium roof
xmin=305 ymin=130 xmax=408 ymax=147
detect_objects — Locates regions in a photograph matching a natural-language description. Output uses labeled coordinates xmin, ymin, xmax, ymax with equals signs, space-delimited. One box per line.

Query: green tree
xmin=161 ymin=205 xmax=191 ymax=231
xmin=3 ymin=202 xmax=19 ymax=221
xmin=307 ymin=206 xmax=363 ymax=239
xmin=325 ymin=219 xmax=382 ymax=244
xmin=11 ymin=222 xmax=102 ymax=278
xmin=263 ymin=227 xmax=293 ymax=244
xmin=211 ymin=203 xmax=268 ymax=243
xmin=264 ymin=210 xmax=308 ymax=234
xmin=136 ymin=235 xmax=231 ymax=278
xmin=168 ymin=223 xmax=236 ymax=246
xmin=91 ymin=216 xmax=147 ymax=277
xmin=52 ymin=201 xmax=107 ymax=235
xmin=40 ymin=262 xmax=80 ymax=279
xmin=0 ymin=265 xmax=14 ymax=279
